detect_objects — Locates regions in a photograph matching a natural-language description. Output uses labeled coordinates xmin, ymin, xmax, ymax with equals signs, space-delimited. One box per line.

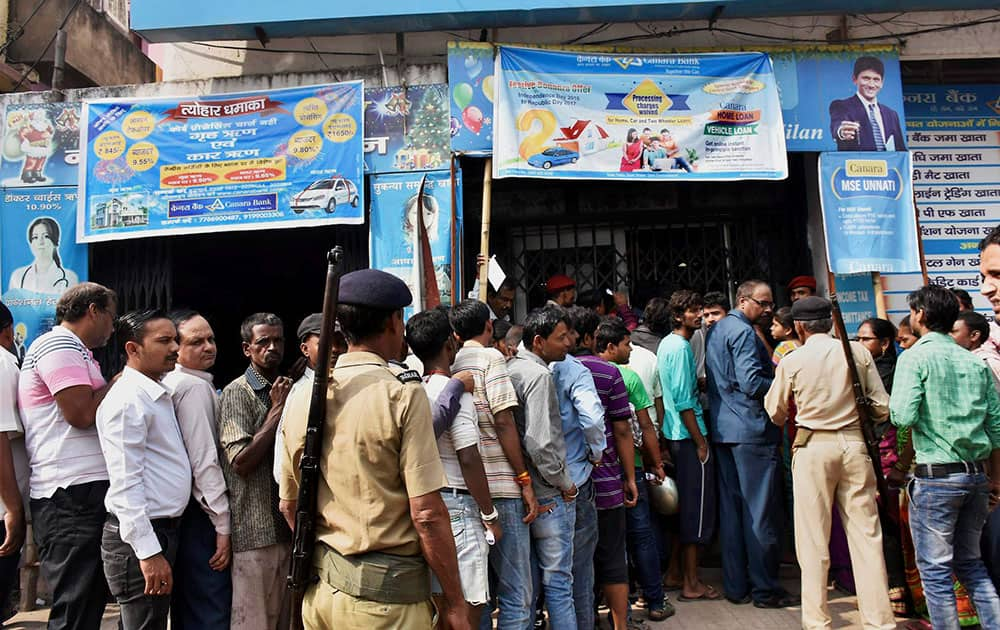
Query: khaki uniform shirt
xmin=764 ymin=333 xmax=889 ymax=431
xmin=280 ymin=351 xmax=446 ymax=557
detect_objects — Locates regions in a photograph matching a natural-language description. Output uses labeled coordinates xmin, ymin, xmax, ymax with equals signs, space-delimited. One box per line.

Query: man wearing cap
xmin=546 ymin=275 xmax=577 ymax=308
xmin=272 ymin=313 xmax=346 ymax=485
xmin=279 ymin=269 xmax=468 ymax=630
xmin=787 ymin=276 xmax=817 ymax=303
xmin=764 ymin=296 xmax=894 ymax=630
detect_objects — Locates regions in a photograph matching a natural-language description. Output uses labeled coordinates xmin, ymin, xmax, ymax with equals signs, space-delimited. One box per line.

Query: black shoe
xmin=753 ymin=594 xmax=801 ymax=609
xmin=725 ymin=594 xmax=752 ymax=605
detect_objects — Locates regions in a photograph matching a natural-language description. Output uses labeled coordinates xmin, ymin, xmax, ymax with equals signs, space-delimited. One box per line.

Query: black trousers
xmin=101 ymin=514 xmax=180 ymax=630
xmin=29 ymin=480 xmax=111 ymax=630
xmin=0 ymin=520 xmax=21 ymax=612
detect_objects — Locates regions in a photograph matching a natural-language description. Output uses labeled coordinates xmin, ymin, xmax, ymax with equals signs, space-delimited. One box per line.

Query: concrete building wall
xmin=145 ymin=10 xmax=1000 ymax=82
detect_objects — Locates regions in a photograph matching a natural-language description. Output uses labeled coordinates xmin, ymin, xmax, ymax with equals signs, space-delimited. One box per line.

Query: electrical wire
xmin=0 ymin=0 xmax=53 ymax=57
xmin=190 ymin=41 xmax=374 ymax=57
xmin=10 ymin=0 xmax=81 ymax=91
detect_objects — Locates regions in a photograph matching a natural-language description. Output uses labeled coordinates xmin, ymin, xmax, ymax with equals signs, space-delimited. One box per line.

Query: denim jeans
xmin=908 ymin=472 xmax=1000 ymax=630
xmin=29 ymin=480 xmax=111 ymax=630
xmin=102 ymin=515 xmax=180 ymax=630
xmin=626 ymin=472 xmax=665 ymax=611
xmin=482 ymin=497 xmax=533 ymax=630
xmin=531 ymin=494 xmax=576 ymax=629
xmin=573 ymin=480 xmax=598 ymax=630
xmin=171 ymin=498 xmax=233 ymax=629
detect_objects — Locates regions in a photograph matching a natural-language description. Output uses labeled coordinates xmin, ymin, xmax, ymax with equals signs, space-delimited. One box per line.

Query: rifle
xmin=287 ymin=246 xmax=345 ymax=629
xmin=829 ymin=293 xmax=899 ymax=537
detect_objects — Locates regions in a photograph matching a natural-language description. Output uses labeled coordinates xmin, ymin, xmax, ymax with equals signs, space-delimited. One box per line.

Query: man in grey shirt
xmin=506 ymin=306 xmax=578 ymax=628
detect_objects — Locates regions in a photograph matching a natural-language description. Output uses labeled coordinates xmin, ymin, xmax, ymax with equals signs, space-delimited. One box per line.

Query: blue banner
xmin=493 ymin=47 xmax=787 ymax=180
xmin=820 ymin=151 xmax=920 ymax=274
xmin=1 ymin=187 xmax=88 ymax=359
xmin=78 ymin=82 xmax=364 ymax=242
xmin=370 ymin=169 xmax=463 ymax=319
xmin=833 ymin=273 xmax=878 ymax=329
xmin=365 ymin=84 xmax=451 ymax=174
xmin=448 ymin=42 xmax=495 ymax=156
xmin=772 ymin=49 xmax=906 ymax=152
xmin=1 ymin=103 xmax=82 ymax=187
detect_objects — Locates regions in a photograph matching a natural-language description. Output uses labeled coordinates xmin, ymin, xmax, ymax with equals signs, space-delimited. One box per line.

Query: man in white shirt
xmin=19 ymin=282 xmax=117 ymax=630
xmin=0 ymin=302 xmax=26 ymax=616
xmin=97 ymin=310 xmax=192 ymax=629
xmin=405 ymin=307 xmax=500 ymax=629
xmin=161 ymin=310 xmax=232 ymax=629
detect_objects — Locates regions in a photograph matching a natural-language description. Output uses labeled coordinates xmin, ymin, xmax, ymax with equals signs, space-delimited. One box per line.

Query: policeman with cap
xmin=278 ymin=269 xmax=469 ymax=630
xmin=786 ymin=276 xmax=817 ymax=303
xmin=764 ymin=296 xmax=894 ymax=630
xmin=546 ymin=274 xmax=576 ymax=307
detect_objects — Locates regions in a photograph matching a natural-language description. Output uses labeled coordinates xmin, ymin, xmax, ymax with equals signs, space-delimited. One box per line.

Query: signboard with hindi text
xmin=78 ymin=82 xmax=365 ymax=242
xmin=881 ymin=85 xmax=1000 ymax=319
xmin=493 ymin=47 xmax=787 ymax=181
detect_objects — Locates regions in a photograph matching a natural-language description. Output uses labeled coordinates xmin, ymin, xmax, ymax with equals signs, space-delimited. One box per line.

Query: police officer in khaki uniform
xmin=763 ymin=296 xmax=894 ymax=630
xmin=279 ymin=269 xmax=469 ymax=630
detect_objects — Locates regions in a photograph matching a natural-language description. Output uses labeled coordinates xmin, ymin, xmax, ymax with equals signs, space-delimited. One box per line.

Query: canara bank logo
xmin=987 ymin=95 xmax=1000 ymax=116
xmin=623 ymin=80 xmax=672 ymax=116
xmin=613 ymin=57 xmax=644 ymax=70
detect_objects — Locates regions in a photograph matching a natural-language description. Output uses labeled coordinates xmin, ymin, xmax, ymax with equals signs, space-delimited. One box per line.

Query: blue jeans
xmin=908 ymin=472 xmax=1000 ymax=630
xmin=573 ymin=480 xmax=598 ymax=630
xmin=714 ymin=443 xmax=784 ymax=603
xmin=171 ymin=499 xmax=232 ymax=629
xmin=626 ymin=472 xmax=665 ymax=611
xmin=481 ymin=497 xmax=532 ymax=630
xmin=531 ymin=495 xmax=576 ymax=629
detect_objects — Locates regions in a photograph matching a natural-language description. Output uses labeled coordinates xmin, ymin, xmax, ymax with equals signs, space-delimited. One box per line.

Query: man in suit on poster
xmin=829 ymin=56 xmax=906 ymax=152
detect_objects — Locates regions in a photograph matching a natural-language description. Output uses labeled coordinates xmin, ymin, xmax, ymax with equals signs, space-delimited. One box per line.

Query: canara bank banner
xmin=819 ymin=151 xmax=920 ymax=274
xmin=78 ymin=82 xmax=364 ymax=242
xmin=492 ymin=47 xmax=787 ymax=181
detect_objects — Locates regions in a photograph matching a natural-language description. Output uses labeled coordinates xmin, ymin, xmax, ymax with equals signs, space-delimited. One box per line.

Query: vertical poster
xmin=370 ymin=170 xmax=463 ymax=319
xmin=79 ymin=81 xmax=365 ymax=242
xmin=881 ymin=85 xmax=1000 ymax=317
xmin=1 ymin=187 xmax=88 ymax=357
xmin=448 ymin=41 xmax=495 ymax=155
xmin=1 ymin=103 xmax=82 ymax=186
xmin=493 ymin=47 xmax=787 ymax=180
xmin=364 ymin=84 xmax=451 ymax=174
xmin=819 ymin=151 xmax=920 ymax=274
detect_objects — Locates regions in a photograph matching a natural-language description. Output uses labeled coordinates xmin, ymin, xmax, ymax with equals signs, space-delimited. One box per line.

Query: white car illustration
xmin=291 ymin=177 xmax=359 ymax=214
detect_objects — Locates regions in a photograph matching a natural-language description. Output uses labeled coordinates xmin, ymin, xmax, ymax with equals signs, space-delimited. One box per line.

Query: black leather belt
xmin=443 ymin=487 xmax=470 ymax=495
xmin=914 ymin=461 xmax=987 ymax=479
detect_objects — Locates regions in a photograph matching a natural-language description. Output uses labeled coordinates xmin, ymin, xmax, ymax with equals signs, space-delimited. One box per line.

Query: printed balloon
xmin=462 ymin=106 xmax=484 ymax=134
xmin=452 ymin=83 xmax=474 ymax=111
xmin=482 ymin=76 xmax=494 ymax=103
xmin=464 ymin=55 xmax=483 ymax=80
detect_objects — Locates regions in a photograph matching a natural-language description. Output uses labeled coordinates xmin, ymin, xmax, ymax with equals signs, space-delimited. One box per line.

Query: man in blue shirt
xmin=550 ymin=306 xmax=606 ymax=630
xmin=705 ymin=279 xmax=797 ymax=609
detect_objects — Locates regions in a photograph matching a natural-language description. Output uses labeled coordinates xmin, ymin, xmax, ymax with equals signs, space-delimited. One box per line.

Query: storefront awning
xmin=131 ymin=0 xmax=998 ymax=42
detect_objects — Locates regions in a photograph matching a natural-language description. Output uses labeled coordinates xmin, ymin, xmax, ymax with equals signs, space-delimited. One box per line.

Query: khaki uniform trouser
xmin=792 ymin=428 xmax=896 ymax=630
xmin=302 ymin=579 xmax=434 ymax=630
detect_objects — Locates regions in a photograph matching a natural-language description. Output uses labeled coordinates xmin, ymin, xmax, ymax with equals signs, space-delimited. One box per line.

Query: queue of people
xmin=0 ymin=230 xmax=998 ymax=630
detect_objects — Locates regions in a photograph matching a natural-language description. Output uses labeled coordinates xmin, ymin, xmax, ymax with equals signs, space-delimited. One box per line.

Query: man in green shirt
xmin=890 ymin=284 xmax=1000 ymax=630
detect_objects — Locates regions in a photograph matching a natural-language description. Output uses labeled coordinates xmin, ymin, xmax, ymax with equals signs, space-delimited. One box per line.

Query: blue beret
xmin=339 ymin=269 xmax=412 ymax=309
xmin=791 ymin=296 xmax=832 ymax=321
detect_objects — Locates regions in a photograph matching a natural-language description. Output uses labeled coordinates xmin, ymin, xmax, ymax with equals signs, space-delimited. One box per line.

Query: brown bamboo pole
xmin=478 ymin=158 xmax=492 ymax=302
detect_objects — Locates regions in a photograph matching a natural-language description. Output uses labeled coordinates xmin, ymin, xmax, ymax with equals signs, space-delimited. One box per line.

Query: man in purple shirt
xmin=570 ymin=308 xmax=637 ymax=629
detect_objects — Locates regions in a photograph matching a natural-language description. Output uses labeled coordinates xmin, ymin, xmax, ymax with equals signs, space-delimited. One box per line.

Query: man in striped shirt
xmin=450 ymin=300 xmax=538 ymax=630
xmin=570 ymin=308 xmax=636 ymax=630
xmin=18 ymin=283 xmax=118 ymax=630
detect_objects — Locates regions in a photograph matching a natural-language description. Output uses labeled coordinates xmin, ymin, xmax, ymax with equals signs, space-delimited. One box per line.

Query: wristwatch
xmin=480 ymin=507 xmax=499 ymax=522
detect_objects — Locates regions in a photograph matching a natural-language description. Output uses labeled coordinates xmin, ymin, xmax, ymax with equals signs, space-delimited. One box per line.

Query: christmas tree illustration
xmin=404 ymin=87 xmax=449 ymax=168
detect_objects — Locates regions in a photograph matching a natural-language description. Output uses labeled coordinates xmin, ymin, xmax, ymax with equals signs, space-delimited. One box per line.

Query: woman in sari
xmin=620 ymin=128 xmax=643 ymax=172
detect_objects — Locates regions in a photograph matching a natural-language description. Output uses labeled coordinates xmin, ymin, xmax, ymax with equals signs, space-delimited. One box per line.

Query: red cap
xmin=787 ymin=275 xmax=817 ymax=291
xmin=546 ymin=274 xmax=576 ymax=294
